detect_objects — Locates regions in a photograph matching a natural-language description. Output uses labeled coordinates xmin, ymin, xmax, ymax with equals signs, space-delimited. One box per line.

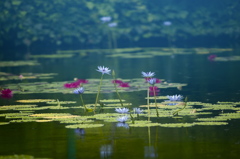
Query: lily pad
xmin=65 ymin=124 xmax=104 ymax=129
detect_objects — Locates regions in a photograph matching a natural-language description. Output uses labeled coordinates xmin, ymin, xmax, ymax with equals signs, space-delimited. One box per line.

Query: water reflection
xmin=100 ymin=144 xmax=113 ymax=158
xmin=116 ymin=122 xmax=129 ymax=129
xmin=74 ymin=128 xmax=85 ymax=139
xmin=144 ymin=146 xmax=158 ymax=158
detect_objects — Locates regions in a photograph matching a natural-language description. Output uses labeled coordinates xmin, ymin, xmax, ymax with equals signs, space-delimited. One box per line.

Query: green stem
xmin=153 ymin=87 xmax=159 ymax=117
xmin=173 ymin=97 xmax=188 ymax=116
xmin=94 ymin=74 xmax=104 ymax=110
xmin=80 ymin=94 xmax=87 ymax=110
xmin=147 ymin=83 xmax=150 ymax=115
xmin=112 ymin=70 xmax=124 ymax=107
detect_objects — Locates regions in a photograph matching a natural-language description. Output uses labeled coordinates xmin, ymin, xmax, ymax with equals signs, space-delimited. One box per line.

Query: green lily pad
xmin=65 ymin=124 xmax=104 ymax=129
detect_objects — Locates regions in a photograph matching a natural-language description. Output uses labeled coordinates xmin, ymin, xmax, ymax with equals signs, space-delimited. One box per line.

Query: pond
xmin=0 ymin=47 xmax=240 ymax=159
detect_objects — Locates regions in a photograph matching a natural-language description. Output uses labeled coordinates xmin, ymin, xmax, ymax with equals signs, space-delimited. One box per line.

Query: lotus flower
xmin=0 ymin=89 xmax=13 ymax=99
xmin=108 ymin=22 xmax=117 ymax=27
xmin=64 ymin=79 xmax=88 ymax=88
xmin=100 ymin=16 xmax=111 ymax=23
xmin=115 ymin=108 xmax=129 ymax=114
xmin=167 ymin=95 xmax=183 ymax=101
xmin=142 ymin=71 xmax=155 ymax=78
xmin=112 ymin=80 xmax=123 ymax=84
xmin=96 ymin=66 xmax=111 ymax=75
xmin=133 ymin=108 xmax=144 ymax=114
xmin=119 ymin=82 xmax=130 ymax=87
xmin=73 ymin=87 xmax=84 ymax=94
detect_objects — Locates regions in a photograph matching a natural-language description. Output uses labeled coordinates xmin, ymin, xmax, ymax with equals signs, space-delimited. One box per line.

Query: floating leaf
xmin=65 ymin=124 xmax=104 ymax=129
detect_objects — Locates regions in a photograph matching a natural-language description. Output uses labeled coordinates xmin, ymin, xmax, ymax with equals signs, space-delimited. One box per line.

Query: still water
xmin=0 ymin=48 xmax=240 ymax=159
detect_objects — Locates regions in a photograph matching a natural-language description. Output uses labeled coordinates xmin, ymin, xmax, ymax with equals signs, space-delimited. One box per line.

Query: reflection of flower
xmin=144 ymin=146 xmax=158 ymax=158
xmin=108 ymin=22 xmax=117 ymax=27
xmin=64 ymin=79 xmax=88 ymax=88
xmin=149 ymin=86 xmax=160 ymax=96
xmin=115 ymin=108 xmax=129 ymax=114
xmin=167 ymin=95 xmax=183 ymax=101
xmin=116 ymin=122 xmax=129 ymax=128
xmin=100 ymin=16 xmax=111 ymax=23
xmin=75 ymin=128 xmax=85 ymax=136
xmin=142 ymin=71 xmax=155 ymax=78
xmin=100 ymin=145 xmax=112 ymax=158
xmin=96 ymin=66 xmax=111 ymax=75
xmin=73 ymin=87 xmax=84 ymax=94
xmin=163 ymin=21 xmax=172 ymax=26
xmin=117 ymin=116 xmax=129 ymax=122
xmin=208 ymin=54 xmax=217 ymax=61
xmin=0 ymin=89 xmax=13 ymax=99
xmin=133 ymin=108 xmax=144 ymax=114
xmin=19 ymin=75 xmax=24 ymax=80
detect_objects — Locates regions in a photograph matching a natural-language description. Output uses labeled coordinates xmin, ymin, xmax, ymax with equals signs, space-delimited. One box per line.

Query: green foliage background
xmin=0 ymin=0 xmax=239 ymax=48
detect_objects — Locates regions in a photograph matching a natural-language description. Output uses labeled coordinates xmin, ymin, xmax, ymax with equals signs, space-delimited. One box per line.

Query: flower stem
xmin=153 ymin=87 xmax=159 ymax=117
xmin=147 ymin=83 xmax=150 ymax=115
xmin=112 ymin=70 xmax=124 ymax=107
xmin=80 ymin=94 xmax=87 ymax=110
xmin=172 ymin=97 xmax=188 ymax=116
xmin=94 ymin=74 xmax=104 ymax=110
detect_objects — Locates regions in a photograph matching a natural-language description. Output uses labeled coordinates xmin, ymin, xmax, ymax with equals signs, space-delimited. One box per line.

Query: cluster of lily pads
xmin=1 ymin=65 xmax=240 ymax=129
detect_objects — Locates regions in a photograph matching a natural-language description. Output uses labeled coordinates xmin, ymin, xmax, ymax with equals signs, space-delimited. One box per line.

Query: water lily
xmin=167 ymin=95 xmax=183 ymax=101
xmin=115 ymin=108 xmax=129 ymax=114
xmin=64 ymin=79 xmax=88 ymax=88
xmin=73 ymin=87 xmax=84 ymax=94
xmin=163 ymin=21 xmax=172 ymax=26
xmin=0 ymin=89 xmax=13 ymax=99
xmin=112 ymin=79 xmax=123 ymax=84
xmin=96 ymin=66 xmax=111 ymax=75
xmin=133 ymin=108 xmax=144 ymax=114
xmin=117 ymin=116 xmax=129 ymax=122
xmin=100 ymin=16 xmax=111 ymax=23
xmin=95 ymin=66 xmax=111 ymax=110
xmin=147 ymin=78 xmax=157 ymax=85
xmin=142 ymin=71 xmax=155 ymax=78
xmin=119 ymin=82 xmax=130 ymax=87
xmin=108 ymin=22 xmax=117 ymax=27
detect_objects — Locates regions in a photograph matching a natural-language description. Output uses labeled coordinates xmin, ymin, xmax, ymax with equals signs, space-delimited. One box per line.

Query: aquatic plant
xmin=112 ymin=70 xmax=125 ymax=107
xmin=115 ymin=108 xmax=129 ymax=114
xmin=133 ymin=108 xmax=144 ymax=114
xmin=142 ymin=71 xmax=155 ymax=78
xmin=108 ymin=22 xmax=117 ymax=27
xmin=73 ymin=87 xmax=89 ymax=111
xmin=0 ymin=89 xmax=13 ymax=99
xmin=167 ymin=95 xmax=183 ymax=101
xmin=142 ymin=71 xmax=155 ymax=115
xmin=119 ymin=82 xmax=130 ymax=87
xmin=100 ymin=16 xmax=111 ymax=23
xmin=112 ymin=79 xmax=123 ymax=84
xmin=147 ymin=78 xmax=159 ymax=117
xmin=172 ymin=96 xmax=188 ymax=116
xmin=64 ymin=79 xmax=88 ymax=88
xmin=94 ymin=66 xmax=111 ymax=110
